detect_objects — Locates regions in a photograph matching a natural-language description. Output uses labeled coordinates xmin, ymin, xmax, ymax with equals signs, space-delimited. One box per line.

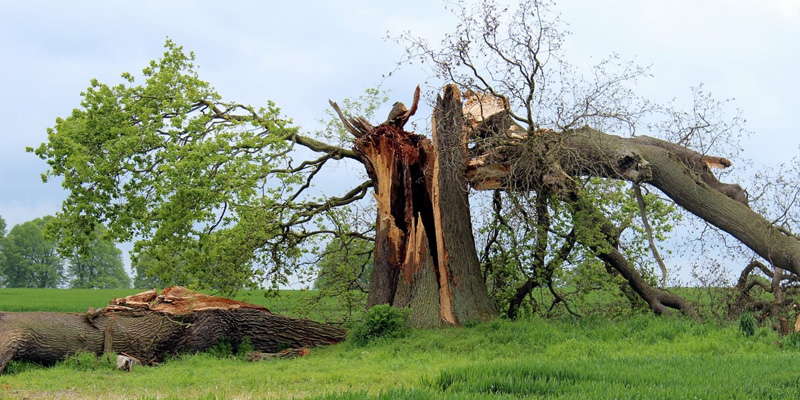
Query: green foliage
xmin=205 ymin=340 xmax=235 ymax=359
xmin=783 ymin=332 xmax=800 ymax=348
xmin=67 ymin=225 xmax=130 ymax=289
xmin=28 ymin=40 xmax=388 ymax=296
xmin=236 ymin=336 xmax=255 ymax=357
xmin=1 ymin=360 xmax=44 ymax=375
xmin=350 ymin=305 xmax=411 ymax=346
xmin=739 ymin=312 xmax=757 ymax=336
xmin=131 ymin=253 xmax=167 ymax=289
xmin=29 ymin=39 xmax=314 ymax=293
xmin=306 ymin=208 xmax=372 ymax=321
xmin=313 ymin=235 xmax=372 ymax=292
xmin=477 ymin=178 xmax=680 ymax=318
xmin=0 ymin=216 xmax=64 ymax=288
xmin=202 ymin=337 xmax=254 ymax=360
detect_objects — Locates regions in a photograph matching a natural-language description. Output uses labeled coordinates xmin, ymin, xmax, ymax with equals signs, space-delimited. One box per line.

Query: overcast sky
xmin=1 ymin=1 xmax=798 ymax=274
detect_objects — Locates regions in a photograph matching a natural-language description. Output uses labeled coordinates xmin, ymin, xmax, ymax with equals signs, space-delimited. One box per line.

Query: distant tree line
xmin=0 ymin=215 xmax=131 ymax=289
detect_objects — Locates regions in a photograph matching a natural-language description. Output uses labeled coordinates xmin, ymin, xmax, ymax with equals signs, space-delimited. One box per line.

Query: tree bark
xmin=334 ymin=85 xmax=497 ymax=327
xmin=0 ymin=287 xmax=346 ymax=374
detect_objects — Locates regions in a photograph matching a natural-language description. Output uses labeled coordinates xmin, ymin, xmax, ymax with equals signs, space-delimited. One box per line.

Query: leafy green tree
xmin=307 ymin=214 xmax=373 ymax=321
xmin=67 ymin=226 xmax=130 ymax=289
xmin=131 ymin=253 xmax=165 ymax=289
xmin=0 ymin=216 xmax=64 ymax=288
xmin=30 ymin=40 xmax=364 ymax=293
xmin=313 ymin=237 xmax=372 ymax=292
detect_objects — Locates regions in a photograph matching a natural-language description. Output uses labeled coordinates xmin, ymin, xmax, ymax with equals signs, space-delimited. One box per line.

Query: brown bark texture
xmin=332 ymin=85 xmax=497 ymax=327
xmin=0 ymin=287 xmax=346 ymax=374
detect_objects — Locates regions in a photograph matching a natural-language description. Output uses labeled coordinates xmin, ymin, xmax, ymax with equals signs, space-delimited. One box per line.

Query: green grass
xmin=1 ymin=290 xmax=799 ymax=399
xmin=0 ymin=288 xmax=351 ymax=320
xmin=0 ymin=288 xmax=143 ymax=312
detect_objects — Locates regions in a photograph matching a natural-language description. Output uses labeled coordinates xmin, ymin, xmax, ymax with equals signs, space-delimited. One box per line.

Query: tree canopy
xmin=66 ymin=225 xmax=130 ymax=289
xmin=0 ymin=216 xmax=64 ymax=288
xmin=32 ymin=40 xmax=367 ymax=293
xmin=30 ymin=1 xmax=800 ymax=324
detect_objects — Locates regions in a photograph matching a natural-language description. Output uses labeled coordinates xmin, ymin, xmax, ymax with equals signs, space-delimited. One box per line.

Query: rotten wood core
xmin=0 ymin=287 xmax=346 ymax=374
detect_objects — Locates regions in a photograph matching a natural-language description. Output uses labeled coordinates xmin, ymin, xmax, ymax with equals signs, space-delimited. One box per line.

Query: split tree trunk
xmin=0 ymin=287 xmax=346 ymax=374
xmin=332 ymin=85 xmax=800 ymax=320
xmin=333 ymin=85 xmax=497 ymax=327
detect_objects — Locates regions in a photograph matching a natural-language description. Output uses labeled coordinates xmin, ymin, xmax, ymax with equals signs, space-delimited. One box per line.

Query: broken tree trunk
xmin=331 ymin=85 xmax=497 ymax=327
xmin=0 ymin=287 xmax=346 ymax=374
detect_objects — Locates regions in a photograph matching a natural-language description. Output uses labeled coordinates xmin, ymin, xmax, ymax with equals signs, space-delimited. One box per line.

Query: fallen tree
xmin=31 ymin=1 xmax=800 ymax=326
xmin=0 ymin=287 xmax=346 ymax=374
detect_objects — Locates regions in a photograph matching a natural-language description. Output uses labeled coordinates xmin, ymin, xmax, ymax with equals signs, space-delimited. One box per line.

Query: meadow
xmin=1 ymin=289 xmax=799 ymax=399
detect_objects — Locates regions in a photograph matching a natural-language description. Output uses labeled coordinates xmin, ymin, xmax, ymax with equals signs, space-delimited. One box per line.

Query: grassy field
xmin=1 ymin=289 xmax=799 ymax=399
xmin=0 ymin=288 xmax=350 ymax=320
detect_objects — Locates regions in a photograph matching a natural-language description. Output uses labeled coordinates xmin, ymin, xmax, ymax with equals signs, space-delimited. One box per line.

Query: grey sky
xmin=1 ymin=1 xmax=798 ymax=272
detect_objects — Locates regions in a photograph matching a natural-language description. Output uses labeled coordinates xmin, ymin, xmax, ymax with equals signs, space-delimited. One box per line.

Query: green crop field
xmin=1 ymin=289 xmax=799 ymax=399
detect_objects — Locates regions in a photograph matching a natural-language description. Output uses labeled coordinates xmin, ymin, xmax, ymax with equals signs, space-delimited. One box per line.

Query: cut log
xmin=0 ymin=287 xmax=346 ymax=374
xmin=116 ymin=354 xmax=138 ymax=371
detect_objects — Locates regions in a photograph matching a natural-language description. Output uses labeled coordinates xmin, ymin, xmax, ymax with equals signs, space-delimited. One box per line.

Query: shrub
xmin=206 ymin=339 xmax=234 ymax=358
xmin=350 ymin=305 xmax=411 ymax=346
xmin=739 ymin=312 xmax=757 ymax=336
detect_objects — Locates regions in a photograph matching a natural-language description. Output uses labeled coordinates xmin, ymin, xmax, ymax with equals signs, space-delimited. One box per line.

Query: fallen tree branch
xmin=633 ymin=183 xmax=669 ymax=287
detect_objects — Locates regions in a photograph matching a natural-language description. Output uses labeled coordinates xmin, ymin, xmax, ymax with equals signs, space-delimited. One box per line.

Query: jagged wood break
xmin=335 ymin=84 xmax=800 ymax=321
xmin=332 ymin=85 xmax=497 ymax=327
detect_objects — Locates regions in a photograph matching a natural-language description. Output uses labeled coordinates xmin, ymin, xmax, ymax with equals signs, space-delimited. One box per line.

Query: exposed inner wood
xmin=334 ymin=86 xmax=497 ymax=327
xmin=0 ymin=288 xmax=346 ymax=374
xmin=430 ymin=116 xmax=457 ymax=325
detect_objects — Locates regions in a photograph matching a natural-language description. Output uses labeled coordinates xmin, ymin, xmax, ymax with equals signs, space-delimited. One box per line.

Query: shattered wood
xmin=0 ymin=287 xmax=346 ymax=374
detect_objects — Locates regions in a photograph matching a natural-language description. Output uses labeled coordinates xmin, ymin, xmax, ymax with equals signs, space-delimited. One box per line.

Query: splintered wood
xmin=109 ymin=286 xmax=270 ymax=315
xmin=331 ymin=85 xmax=498 ymax=327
